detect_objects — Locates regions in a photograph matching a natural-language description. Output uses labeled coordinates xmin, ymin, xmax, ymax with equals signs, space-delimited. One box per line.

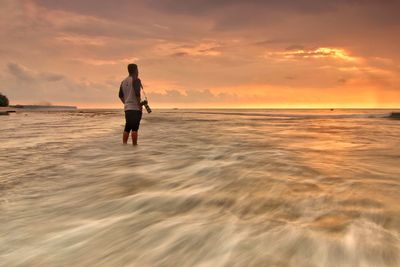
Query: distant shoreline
xmin=10 ymin=105 xmax=77 ymax=110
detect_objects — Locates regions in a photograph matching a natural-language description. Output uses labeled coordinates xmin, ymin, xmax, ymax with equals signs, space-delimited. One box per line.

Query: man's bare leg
xmin=123 ymin=131 xmax=130 ymax=144
xmin=131 ymin=131 xmax=138 ymax=145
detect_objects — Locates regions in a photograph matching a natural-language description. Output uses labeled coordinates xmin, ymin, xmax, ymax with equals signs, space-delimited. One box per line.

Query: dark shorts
xmin=124 ymin=110 xmax=142 ymax=132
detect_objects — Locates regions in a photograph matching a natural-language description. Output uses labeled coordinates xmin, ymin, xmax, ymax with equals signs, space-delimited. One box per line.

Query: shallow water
xmin=1 ymin=109 xmax=400 ymax=267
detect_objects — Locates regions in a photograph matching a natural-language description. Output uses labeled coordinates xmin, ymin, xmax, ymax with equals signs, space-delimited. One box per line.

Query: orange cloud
xmin=75 ymin=57 xmax=139 ymax=66
xmin=155 ymin=40 xmax=222 ymax=57
xmin=267 ymin=47 xmax=358 ymax=61
xmin=55 ymin=34 xmax=109 ymax=46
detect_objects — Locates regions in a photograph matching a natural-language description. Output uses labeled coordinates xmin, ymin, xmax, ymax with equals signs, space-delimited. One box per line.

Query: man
xmin=119 ymin=64 xmax=143 ymax=145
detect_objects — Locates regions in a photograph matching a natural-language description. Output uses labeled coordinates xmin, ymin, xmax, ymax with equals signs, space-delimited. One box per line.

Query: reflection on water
xmin=1 ymin=109 xmax=400 ymax=266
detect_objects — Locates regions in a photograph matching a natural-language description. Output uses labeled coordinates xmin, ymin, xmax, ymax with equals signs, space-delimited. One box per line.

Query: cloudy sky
xmin=1 ymin=0 xmax=399 ymax=108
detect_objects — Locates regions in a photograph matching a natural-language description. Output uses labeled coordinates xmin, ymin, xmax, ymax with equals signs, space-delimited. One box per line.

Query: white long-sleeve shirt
xmin=119 ymin=76 xmax=141 ymax=111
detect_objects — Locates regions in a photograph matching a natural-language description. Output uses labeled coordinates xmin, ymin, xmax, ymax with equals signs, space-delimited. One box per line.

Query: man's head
xmin=128 ymin=64 xmax=139 ymax=78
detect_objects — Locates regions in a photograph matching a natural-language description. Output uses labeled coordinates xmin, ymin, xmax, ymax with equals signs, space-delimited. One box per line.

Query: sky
xmin=0 ymin=0 xmax=399 ymax=108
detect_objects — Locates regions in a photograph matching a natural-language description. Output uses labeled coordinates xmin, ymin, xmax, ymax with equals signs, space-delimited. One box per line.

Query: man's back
xmin=120 ymin=76 xmax=141 ymax=111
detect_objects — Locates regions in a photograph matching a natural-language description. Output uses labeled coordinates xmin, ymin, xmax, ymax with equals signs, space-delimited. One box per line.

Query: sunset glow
xmin=1 ymin=0 xmax=399 ymax=108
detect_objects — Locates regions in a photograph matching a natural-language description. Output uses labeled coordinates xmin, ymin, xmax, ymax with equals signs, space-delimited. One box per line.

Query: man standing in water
xmin=119 ymin=64 xmax=143 ymax=145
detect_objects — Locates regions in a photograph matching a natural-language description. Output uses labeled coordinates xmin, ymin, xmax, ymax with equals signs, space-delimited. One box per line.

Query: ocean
xmin=1 ymin=109 xmax=400 ymax=266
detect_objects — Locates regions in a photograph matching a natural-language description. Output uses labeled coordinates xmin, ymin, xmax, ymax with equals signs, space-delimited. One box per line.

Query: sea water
xmin=1 ymin=109 xmax=400 ymax=267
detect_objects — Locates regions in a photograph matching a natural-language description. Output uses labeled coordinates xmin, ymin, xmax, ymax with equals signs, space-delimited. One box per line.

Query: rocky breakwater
xmin=0 ymin=107 xmax=16 ymax=115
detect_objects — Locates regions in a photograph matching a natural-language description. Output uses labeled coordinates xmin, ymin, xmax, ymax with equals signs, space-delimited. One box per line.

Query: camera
xmin=140 ymin=99 xmax=152 ymax=113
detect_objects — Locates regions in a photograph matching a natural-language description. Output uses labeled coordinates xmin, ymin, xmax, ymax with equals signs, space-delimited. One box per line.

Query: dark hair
xmin=127 ymin=64 xmax=138 ymax=78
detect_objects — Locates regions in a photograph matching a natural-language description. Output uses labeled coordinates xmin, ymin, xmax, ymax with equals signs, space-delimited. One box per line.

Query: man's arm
xmin=119 ymin=83 xmax=125 ymax=104
xmin=134 ymin=79 xmax=143 ymax=111
xmin=136 ymin=95 xmax=141 ymax=108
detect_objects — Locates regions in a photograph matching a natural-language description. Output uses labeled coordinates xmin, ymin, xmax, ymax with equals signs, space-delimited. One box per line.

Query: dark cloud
xmin=286 ymin=45 xmax=305 ymax=51
xmin=171 ymin=52 xmax=188 ymax=57
xmin=142 ymin=0 xmax=400 ymax=35
xmin=40 ymin=72 xmax=65 ymax=82
xmin=145 ymin=0 xmax=335 ymax=16
xmin=34 ymin=0 xmax=400 ymax=32
xmin=24 ymin=0 xmax=400 ymax=59
xmin=2 ymin=62 xmax=115 ymax=104
xmin=35 ymin=0 xmax=146 ymax=18
xmin=7 ymin=63 xmax=64 ymax=82
xmin=35 ymin=0 xmax=365 ymax=16
xmin=7 ymin=63 xmax=35 ymax=81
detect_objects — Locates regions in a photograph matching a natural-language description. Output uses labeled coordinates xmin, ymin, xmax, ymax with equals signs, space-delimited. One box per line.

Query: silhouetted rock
xmin=389 ymin=112 xmax=400 ymax=119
